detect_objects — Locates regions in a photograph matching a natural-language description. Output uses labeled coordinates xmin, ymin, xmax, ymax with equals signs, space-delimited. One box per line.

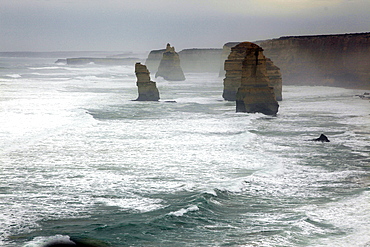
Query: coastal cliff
xmin=257 ymin=32 xmax=370 ymax=88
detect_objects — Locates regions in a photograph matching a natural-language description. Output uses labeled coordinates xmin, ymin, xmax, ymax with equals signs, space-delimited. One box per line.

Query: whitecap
xmin=97 ymin=197 xmax=163 ymax=213
xmin=6 ymin=74 xmax=21 ymax=78
xmin=168 ymin=205 xmax=199 ymax=217
xmin=23 ymin=235 xmax=73 ymax=247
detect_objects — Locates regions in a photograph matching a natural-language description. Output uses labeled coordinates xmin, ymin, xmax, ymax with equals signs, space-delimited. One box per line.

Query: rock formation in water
xmin=155 ymin=44 xmax=185 ymax=81
xmin=226 ymin=42 xmax=278 ymax=115
xmin=221 ymin=42 xmax=282 ymax=101
xmin=256 ymin=32 xmax=370 ymax=88
xmin=134 ymin=63 xmax=160 ymax=101
xmin=311 ymin=134 xmax=330 ymax=142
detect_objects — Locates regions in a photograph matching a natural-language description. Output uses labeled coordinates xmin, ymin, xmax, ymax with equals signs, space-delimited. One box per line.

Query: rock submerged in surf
xmin=311 ymin=134 xmax=330 ymax=142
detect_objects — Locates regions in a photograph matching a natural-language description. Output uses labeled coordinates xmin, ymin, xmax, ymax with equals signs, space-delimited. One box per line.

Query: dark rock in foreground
xmin=311 ymin=134 xmax=330 ymax=142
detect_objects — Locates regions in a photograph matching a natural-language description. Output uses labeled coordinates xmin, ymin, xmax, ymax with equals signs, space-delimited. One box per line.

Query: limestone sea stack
xmin=135 ymin=63 xmax=160 ymax=101
xmin=222 ymin=42 xmax=282 ymax=101
xmin=232 ymin=42 xmax=279 ymax=115
xmin=155 ymin=43 xmax=185 ymax=81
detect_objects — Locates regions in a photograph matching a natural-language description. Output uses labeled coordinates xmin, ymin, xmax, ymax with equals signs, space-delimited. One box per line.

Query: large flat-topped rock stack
xmin=155 ymin=43 xmax=185 ymax=81
xmin=222 ymin=42 xmax=282 ymax=101
xmin=135 ymin=63 xmax=160 ymax=101
xmin=226 ymin=42 xmax=279 ymax=115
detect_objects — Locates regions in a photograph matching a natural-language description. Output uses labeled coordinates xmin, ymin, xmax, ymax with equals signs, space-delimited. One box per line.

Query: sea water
xmin=0 ymin=53 xmax=369 ymax=247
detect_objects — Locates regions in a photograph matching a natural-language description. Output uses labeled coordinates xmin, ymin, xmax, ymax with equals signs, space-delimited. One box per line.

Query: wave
xmin=167 ymin=205 xmax=199 ymax=217
xmin=5 ymin=74 xmax=21 ymax=78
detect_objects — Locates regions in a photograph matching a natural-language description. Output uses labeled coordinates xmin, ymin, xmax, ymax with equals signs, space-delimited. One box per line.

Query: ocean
xmin=0 ymin=53 xmax=369 ymax=247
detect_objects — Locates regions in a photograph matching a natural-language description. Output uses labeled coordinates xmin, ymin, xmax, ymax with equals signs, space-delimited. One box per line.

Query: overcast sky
xmin=1 ymin=0 xmax=369 ymax=52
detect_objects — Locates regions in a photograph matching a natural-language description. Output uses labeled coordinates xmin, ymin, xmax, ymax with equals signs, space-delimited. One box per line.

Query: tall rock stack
xmin=222 ymin=42 xmax=282 ymax=101
xmin=155 ymin=43 xmax=186 ymax=81
xmin=135 ymin=63 xmax=160 ymax=101
xmin=233 ymin=42 xmax=279 ymax=115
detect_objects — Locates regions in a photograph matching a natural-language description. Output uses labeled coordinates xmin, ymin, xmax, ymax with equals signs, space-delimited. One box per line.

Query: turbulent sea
xmin=0 ymin=53 xmax=369 ymax=247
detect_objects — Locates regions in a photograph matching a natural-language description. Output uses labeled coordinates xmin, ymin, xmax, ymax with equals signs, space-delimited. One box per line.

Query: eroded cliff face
xmin=155 ymin=44 xmax=185 ymax=81
xmin=222 ymin=42 xmax=282 ymax=101
xmin=135 ymin=63 xmax=160 ymax=101
xmin=257 ymin=33 xmax=370 ymax=88
xmin=226 ymin=42 xmax=279 ymax=115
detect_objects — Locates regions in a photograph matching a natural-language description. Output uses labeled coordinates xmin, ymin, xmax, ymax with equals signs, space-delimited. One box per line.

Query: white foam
xmin=6 ymin=74 xmax=21 ymax=78
xmin=23 ymin=235 xmax=73 ymax=247
xmin=307 ymin=191 xmax=370 ymax=247
xmin=97 ymin=197 xmax=164 ymax=213
xmin=168 ymin=205 xmax=199 ymax=217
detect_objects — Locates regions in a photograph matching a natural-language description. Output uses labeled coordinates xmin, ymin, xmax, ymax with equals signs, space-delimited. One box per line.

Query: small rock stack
xmin=155 ymin=43 xmax=185 ymax=81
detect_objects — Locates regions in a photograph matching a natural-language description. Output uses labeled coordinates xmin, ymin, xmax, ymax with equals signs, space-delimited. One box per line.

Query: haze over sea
xmin=0 ymin=52 xmax=369 ymax=247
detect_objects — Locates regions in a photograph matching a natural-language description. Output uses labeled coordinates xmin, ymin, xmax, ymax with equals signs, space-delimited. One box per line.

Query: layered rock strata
xmin=135 ymin=63 xmax=160 ymax=101
xmin=221 ymin=42 xmax=282 ymax=101
xmin=155 ymin=44 xmax=185 ymax=81
xmin=257 ymin=32 xmax=370 ymax=88
xmin=228 ymin=42 xmax=279 ymax=115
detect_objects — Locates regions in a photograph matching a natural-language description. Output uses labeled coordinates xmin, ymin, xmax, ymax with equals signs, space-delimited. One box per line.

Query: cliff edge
xmin=257 ymin=32 xmax=370 ymax=88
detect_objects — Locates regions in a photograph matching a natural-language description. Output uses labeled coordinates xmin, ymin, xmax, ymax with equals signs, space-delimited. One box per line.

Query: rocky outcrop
xmin=311 ymin=134 xmax=330 ymax=142
xmin=227 ymin=42 xmax=278 ymax=115
xmin=155 ymin=44 xmax=185 ymax=81
xmin=135 ymin=63 xmax=160 ymax=101
xmin=221 ymin=42 xmax=282 ymax=101
xmin=257 ymin=32 xmax=370 ymax=88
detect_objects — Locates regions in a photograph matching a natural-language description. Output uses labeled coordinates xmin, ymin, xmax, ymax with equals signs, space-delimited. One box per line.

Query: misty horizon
xmin=1 ymin=0 xmax=369 ymax=52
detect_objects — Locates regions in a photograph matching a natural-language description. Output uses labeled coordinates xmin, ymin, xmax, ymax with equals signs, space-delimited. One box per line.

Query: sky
xmin=0 ymin=0 xmax=369 ymax=52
